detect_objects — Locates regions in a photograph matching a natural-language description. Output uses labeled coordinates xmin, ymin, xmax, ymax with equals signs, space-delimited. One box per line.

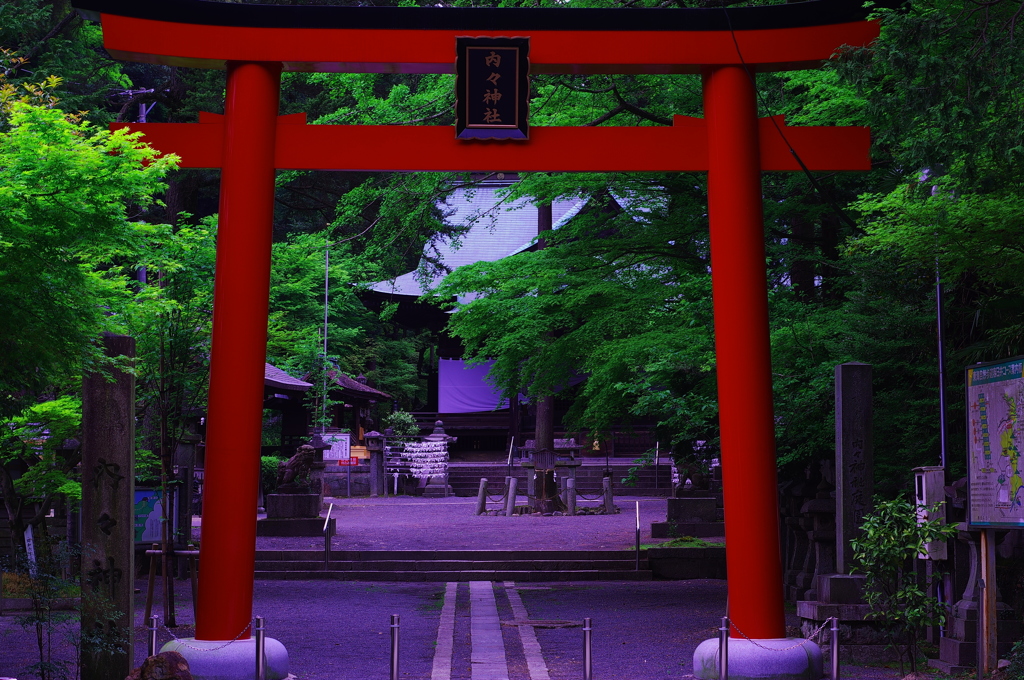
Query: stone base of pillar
xmin=162 ymin=637 xmax=289 ymax=680
xmin=693 ymin=637 xmax=822 ymax=680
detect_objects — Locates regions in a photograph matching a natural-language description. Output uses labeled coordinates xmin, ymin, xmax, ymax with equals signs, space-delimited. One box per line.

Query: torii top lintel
xmin=75 ymin=0 xmax=878 ymax=75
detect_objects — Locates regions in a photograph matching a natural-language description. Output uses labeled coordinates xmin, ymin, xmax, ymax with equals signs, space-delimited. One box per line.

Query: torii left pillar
xmin=160 ymin=62 xmax=290 ymax=678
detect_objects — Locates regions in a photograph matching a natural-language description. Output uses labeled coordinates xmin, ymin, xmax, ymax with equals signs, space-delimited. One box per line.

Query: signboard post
xmin=966 ymin=356 xmax=1024 ymax=674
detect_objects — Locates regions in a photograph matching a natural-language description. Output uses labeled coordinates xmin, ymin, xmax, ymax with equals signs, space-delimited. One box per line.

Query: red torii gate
xmin=79 ymin=0 xmax=875 ymax=661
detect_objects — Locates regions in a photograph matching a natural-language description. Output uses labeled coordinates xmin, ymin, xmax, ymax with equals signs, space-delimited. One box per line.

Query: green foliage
xmin=1005 ymin=639 xmax=1024 ymax=680
xmin=850 ymin=497 xmax=959 ymax=674
xmin=384 ymin=410 xmax=420 ymax=437
xmin=0 ymin=103 xmax=175 ymax=418
xmin=260 ymin=455 xmax=286 ymax=496
xmin=0 ymin=396 xmax=82 ymax=506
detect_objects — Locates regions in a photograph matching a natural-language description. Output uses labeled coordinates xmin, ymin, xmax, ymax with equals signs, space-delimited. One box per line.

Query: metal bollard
xmin=505 ymin=477 xmax=519 ymax=516
xmin=583 ymin=617 xmax=593 ymax=680
xmin=255 ymin=616 xmax=266 ymax=680
xmin=567 ymin=478 xmax=576 ymax=515
xmin=148 ymin=615 xmax=159 ymax=657
xmin=475 ymin=478 xmax=488 ymax=515
xmin=719 ymin=617 xmax=729 ymax=680
xmin=831 ymin=616 xmax=840 ymax=680
xmin=390 ymin=614 xmax=400 ymax=680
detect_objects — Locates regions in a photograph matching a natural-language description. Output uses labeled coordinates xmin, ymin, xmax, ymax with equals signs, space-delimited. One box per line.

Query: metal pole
xmin=654 ymin=441 xmax=659 ymax=489
xmin=583 ymin=617 xmax=593 ymax=680
xmin=390 ymin=614 xmax=400 ymax=680
xmin=936 ymin=260 xmax=949 ymax=473
xmin=324 ymin=503 xmax=334 ymax=568
xmin=255 ymin=616 xmax=266 ymax=680
xmin=831 ymin=616 xmax=840 ymax=680
xmin=719 ymin=616 xmax=729 ymax=680
xmin=148 ymin=615 xmax=159 ymax=658
xmin=635 ymin=501 xmax=641 ymax=571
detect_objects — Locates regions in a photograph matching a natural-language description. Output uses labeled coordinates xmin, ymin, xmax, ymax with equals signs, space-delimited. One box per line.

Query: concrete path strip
xmin=431 ymin=582 xmax=457 ymax=680
xmin=470 ymin=581 xmax=510 ymax=680
xmin=504 ymin=582 xmax=551 ymax=680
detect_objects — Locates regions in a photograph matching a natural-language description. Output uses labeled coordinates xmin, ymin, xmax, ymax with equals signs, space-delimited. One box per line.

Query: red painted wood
xmin=704 ymin=64 xmax=786 ymax=641
xmin=113 ymin=118 xmax=869 ymax=172
xmin=100 ymin=13 xmax=877 ymax=74
xmin=195 ymin=61 xmax=281 ymax=642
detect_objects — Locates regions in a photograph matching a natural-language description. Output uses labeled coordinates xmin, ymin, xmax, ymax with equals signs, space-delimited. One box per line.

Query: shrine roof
xmin=73 ymin=0 xmax=881 ymax=74
xmin=76 ymin=1 xmax=872 ymax=32
xmin=369 ymin=178 xmax=584 ymax=299
xmin=328 ymin=369 xmax=393 ymax=402
xmin=265 ymin=363 xmax=313 ymax=392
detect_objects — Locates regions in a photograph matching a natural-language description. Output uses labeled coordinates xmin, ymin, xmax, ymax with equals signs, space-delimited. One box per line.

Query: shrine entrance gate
xmin=80 ymin=0 xmax=875 ymax=650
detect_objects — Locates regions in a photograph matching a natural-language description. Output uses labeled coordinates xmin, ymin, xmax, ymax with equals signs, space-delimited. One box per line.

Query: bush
xmin=851 ymin=496 xmax=959 ymax=675
xmin=384 ymin=410 xmax=420 ymax=437
xmin=260 ymin=455 xmax=286 ymax=496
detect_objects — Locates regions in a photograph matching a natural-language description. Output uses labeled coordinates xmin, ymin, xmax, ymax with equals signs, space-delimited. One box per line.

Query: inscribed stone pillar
xmin=81 ymin=333 xmax=135 ymax=679
xmin=835 ymin=362 xmax=873 ymax=574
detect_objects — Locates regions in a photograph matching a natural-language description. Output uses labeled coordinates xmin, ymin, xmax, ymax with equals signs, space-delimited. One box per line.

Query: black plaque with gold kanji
xmin=456 ymin=36 xmax=529 ymax=140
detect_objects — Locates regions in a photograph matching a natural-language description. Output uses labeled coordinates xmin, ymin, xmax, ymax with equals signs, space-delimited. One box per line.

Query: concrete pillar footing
xmin=693 ymin=636 xmax=823 ymax=680
xmin=161 ymin=636 xmax=289 ymax=680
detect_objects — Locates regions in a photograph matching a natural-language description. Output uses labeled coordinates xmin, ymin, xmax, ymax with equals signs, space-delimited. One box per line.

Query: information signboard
xmin=967 ymin=356 xmax=1024 ymax=527
xmin=134 ymin=487 xmax=178 ymax=544
xmin=322 ymin=432 xmax=351 ymax=461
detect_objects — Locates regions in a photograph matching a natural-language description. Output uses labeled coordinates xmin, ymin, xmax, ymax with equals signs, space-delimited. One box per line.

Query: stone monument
xmin=256 ymin=445 xmax=334 ymax=537
xmin=798 ymin=362 xmax=888 ymax=663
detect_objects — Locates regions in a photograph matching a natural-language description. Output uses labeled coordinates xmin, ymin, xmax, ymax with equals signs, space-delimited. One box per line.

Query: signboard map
xmin=322 ymin=432 xmax=351 ymax=463
xmin=968 ymin=357 xmax=1024 ymax=527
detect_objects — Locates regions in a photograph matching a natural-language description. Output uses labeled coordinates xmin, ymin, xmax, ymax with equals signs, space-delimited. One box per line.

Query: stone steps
xmin=253 ymin=549 xmax=652 ymax=581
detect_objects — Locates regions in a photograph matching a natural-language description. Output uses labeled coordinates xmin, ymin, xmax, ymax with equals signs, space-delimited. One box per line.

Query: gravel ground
xmin=0 ymin=495 xmax=911 ymax=680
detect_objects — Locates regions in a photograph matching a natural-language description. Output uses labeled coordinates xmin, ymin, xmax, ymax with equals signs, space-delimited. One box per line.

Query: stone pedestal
xmin=422 ymin=475 xmax=453 ymax=497
xmin=651 ymin=496 xmax=724 ymax=538
xmin=930 ymin=527 xmax=1020 ymax=674
xmin=798 ymin=574 xmax=895 ymax=664
xmin=797 ymin=599 xmax=892 ymax=664
xmin=256 ymin=493 xmax=330 ymax=537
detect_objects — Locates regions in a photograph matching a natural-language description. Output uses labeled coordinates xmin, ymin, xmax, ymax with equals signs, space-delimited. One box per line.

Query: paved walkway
xmin=0 ymin=495 xmax=902 ymax=680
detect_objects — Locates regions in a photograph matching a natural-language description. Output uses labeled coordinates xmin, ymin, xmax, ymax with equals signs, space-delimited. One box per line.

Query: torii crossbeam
xmin=77 ymin=1 xmax=876 ymax=676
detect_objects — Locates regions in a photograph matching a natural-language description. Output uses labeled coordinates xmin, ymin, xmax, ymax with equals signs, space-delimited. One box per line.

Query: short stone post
xmin=81 ymin=333 xmax=135 ymax=680
xmin=567 ymin=478 xmax=577 ymax=515
xmin=475 ymin=478 xmax=488 ymax=515
xmin=505 ymin=478 xmax=519 ymax=516
xmin=603 ymin=476 xmax=614 ymax=514
xmin=369 ymin=448 xmax=383 ymax=497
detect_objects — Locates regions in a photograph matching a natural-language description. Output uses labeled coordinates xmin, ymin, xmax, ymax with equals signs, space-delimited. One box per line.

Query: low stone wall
xmin=646 ymin=546 xmax=726 ymax=580
xmin=323 ymin=464 xmax=371 ymax=496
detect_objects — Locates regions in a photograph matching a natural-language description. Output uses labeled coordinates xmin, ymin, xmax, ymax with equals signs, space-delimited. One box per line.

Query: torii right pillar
xmin=693 ymin=64 xmax=817 ymax=679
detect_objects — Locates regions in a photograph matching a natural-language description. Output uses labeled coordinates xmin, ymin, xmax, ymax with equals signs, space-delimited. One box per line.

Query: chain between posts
xmin=485 ymin=488 xmax=509 ymax=503
xmin=727 ymin=618 xmax=832 ymax=651
xmin=154 ymin=617 xmax=257 ymax=652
